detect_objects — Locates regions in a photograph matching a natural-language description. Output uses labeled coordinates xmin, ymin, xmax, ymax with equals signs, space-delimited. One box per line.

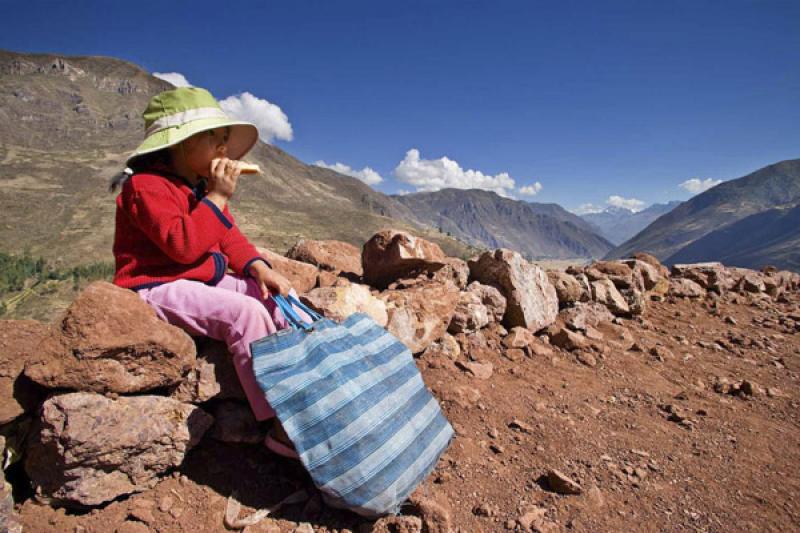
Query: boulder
xmin=362 ymin=230 xmax=446 ymax=289
xmin=668 ymin=278 xmax=705 ymax=299
xmin=671 ymin=262 xmax=732 ymax=293
xmin=590 ymin=279 xmax=630 ymax=316
xmin=465 ymin=281 xmax=507 ymax=323
xmin=0 ymin=319 xmax=49 ymax=424
xmin=468 ymin=249 xmax=558 ymax=331
xmin=25 ymin=282 xmax=195 ymax=394
xmin=432 ymin=257 xmax=470 ymax=289
xmin=547 ymin=271 xmax=585 ymax=307
xmin=26 ymin=392 xmax=213 ymax=507
xmin=258 ymin=248 xmax=319 ymax=294
xmin=586 ymin=261 xmax=634 ymax=290
xmin=381 ymin=283 xmax=460 ymax=354
xmin=560 ymin=302 xmax=615 ymax=332
xmin=448 ymin=291 xmax=490 ymax=334
xmin=633 ymin=252 xmax=670 ymax=277
xmin=170 ymin=339 xmax=246 ymax=403
xmin=286 ymin=239 xmax=363 ymax=276
xmin=735 ymin=272 xmax=767 ymax=294
xmin=302 ymin=283 xmax=388 ymax=327
xmin=550 ymin=327 xmax=589 ymax=352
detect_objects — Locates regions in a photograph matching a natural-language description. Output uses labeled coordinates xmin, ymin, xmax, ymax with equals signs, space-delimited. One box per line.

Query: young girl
xmin=110 ymin=86 xmax=306 ymax=458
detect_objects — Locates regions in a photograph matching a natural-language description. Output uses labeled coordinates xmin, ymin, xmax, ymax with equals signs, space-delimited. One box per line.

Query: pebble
xmin=546 ymin=469 xmax=582 ymax=495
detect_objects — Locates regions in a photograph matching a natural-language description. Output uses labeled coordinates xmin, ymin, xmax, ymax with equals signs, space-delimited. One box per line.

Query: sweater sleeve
xmin=219 ymin=205 xmax=273 ymax=276
xmin=123 ymin=176 xmax=232 ymax=264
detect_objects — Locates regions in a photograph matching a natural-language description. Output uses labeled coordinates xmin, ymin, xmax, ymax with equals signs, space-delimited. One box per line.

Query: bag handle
xmin=272 ymin=294 xmax=323 ymax=331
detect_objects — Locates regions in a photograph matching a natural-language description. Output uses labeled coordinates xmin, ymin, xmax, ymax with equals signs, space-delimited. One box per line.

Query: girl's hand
xmin=208 ymin=157 xmax=242 ymax=199
xmin=249 ymin=261 xmax=292 ymax=299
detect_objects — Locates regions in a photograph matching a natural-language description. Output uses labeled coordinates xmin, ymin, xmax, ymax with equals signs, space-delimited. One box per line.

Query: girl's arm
xmin=122 ymin=175 xmax=232 ymax=264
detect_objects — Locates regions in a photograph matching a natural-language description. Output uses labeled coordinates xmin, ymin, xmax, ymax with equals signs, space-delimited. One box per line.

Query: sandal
xmin=264 ymin=423 xmax=300 ymax=460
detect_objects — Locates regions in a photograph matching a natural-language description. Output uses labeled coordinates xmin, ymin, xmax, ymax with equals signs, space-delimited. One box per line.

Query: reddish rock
xmin=24 ymin=282 xmax=195 ymax=394
xmin=559 ymin=302 xmax=615 ymax=332
xmin=550 ymin=327 xmax=589 ymax=352
xmin=1 ymin=436 xmax=22 ymax=533
xmin=591 ymin=279 xmax=630 ymax=316
xmin=258 ymin=248 xmax=319 ymax=294
xmin=286 ymin=239 xmax=363 ymax=276
xmin=671 ymin=262 xmax=732 ymax=294
xmin=586 ymin=261 xmax=634 ymax=289
xmin=408 ymin=494 xmax=452 ymax=533
xmin=0 ymin=319 xmax=48 ymax=424
xmin=669 ymin=278 xmax=705 ymax=299
xmin=547 ymin=270 xmax=585 ymax=307
xmin=633 ymin=252 xmax=670 ymax=277
xmin=362 ymin=230 xmax=447 ymax=289
xmin=26 ymin=392 xmax=213 ymax=507
xmin=317 ymin=269 xmax=339 ymax=288
xmin=432 ymin=257 xmax=470 ymax=289
xmin=466 ymin=281 xmax=507 ymax=323
xmin=503 ymin=326 xmax=537 ymax=351
xmin=546 ymin=469 xmax=582 ymax=495
xmin=457 ymin=360 xmax=493 ymax=380
xmin=371 ymin=515 xmax=423 ymax=533
xmin=448 ymin=291 xmax=490 ymax=334
xmin=170 ymin=339 xmax=246 ymax=403
xmin=468 ymin=249 xmax=558 ymax=331
xmin=380 ymin=282 xmax=460 ymax=354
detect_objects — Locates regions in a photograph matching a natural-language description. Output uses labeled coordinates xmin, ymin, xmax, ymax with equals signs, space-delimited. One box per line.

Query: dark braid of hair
xmin=108 ymin=148 xmax=174 ymax=193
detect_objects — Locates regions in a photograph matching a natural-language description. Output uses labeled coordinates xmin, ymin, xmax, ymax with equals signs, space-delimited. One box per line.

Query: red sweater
xmin=112 ymin=170 xmax=270 ymax=291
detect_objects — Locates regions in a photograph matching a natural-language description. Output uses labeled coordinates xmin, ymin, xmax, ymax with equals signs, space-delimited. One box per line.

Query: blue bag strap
xmin=272 ymin=294 xmax=323 ymax=330
xmin=272 ymin=294 xmax=309 ymax=331
xmin=285 ymin=293 xmax=324 ymax=321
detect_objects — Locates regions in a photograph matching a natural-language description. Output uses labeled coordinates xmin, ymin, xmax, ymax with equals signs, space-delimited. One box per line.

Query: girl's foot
xmin=264 ymin=420 xmax=299 ymax=459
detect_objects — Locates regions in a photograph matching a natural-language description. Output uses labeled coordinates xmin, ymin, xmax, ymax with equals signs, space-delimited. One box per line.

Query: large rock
xmin=0 ymin=319 xmax=49 ymax=424
xmin=468 ymin=249 xmax=558 ymax=331
xmin=432 ymin=257 xmax=470 ymax=289
xmin=302 ymin=283 xmax=388 ymax=327
xmin=170 ymin=339 xmax=246 ymax=403
xmin=286 ymin=239 xmax=363 ymax=276
xmin=547 ymin=271 xmax=585 ymax=307
xmin=633 ymin=252 xmax=670 ymax=278
xmin=25 ymin=282 xmax=196 ymax=394
xmin=465 ymin=281 xmax=507 ymax=323
xmin=560 ymin=302 xmax=615 ymax=332
xmin=258 ymin=248 xmax=319 ymax=294
xmin=380 ymin=283 xmax=460 ymax=354
xmin=668 ymin=278 xmax=705 ymax=299
xmin=448 ymin=291 xmax=490 ymax=334
xmin=362 ymin=230 xmax=446 ymax=289
xmin=586 ymin=261 xmax=634 ymax=290
xmin=590 ymin=279 xmax=630 ymax=316
xmin=671 ymin=262 xmax=732 ymax=294
xmin=26 ymin=392 xmax=213 ymax=507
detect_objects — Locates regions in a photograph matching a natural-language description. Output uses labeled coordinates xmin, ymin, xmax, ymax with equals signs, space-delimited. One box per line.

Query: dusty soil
xmin=14 ymin=291 xmax=800 ymax=532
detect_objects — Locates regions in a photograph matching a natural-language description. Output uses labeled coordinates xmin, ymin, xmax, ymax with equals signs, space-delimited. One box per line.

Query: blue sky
xmin=2 ymin=0 xmax=799 ymax=212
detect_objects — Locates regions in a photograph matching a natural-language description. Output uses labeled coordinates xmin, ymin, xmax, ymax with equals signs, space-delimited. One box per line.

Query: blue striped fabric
xmin=251 ymin=310 xmax=454 ymax=517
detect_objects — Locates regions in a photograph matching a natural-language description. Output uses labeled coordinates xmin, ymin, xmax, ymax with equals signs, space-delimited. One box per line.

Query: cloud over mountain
xmin=680 ymin=177 xmax=723 ymax=194
xmin=314 ymin=160 xmax=383 ymax=185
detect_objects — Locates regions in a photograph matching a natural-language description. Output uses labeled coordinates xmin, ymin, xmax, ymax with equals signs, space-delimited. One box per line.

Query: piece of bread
xmin=239 ymin=162 xmax=261 ymax=175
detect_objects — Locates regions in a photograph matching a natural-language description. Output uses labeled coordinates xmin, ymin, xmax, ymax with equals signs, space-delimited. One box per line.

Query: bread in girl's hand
xmin=239 ymin=162 xmax=261 ymax=175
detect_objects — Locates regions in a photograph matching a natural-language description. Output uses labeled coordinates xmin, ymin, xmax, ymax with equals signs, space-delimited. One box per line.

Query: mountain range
xmin=392 ymin=189 xmax=614 ymax=260
xmin=580 ymin=202 xmax=681 ymax=245
xmin=606 ymin=158 xmax=800 ymax=270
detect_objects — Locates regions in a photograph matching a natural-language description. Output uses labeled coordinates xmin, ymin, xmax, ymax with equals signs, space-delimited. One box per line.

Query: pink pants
xmin=136 ymin=274 xmax=311 ymax=421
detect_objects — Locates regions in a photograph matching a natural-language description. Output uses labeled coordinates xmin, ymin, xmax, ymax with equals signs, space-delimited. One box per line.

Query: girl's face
xmin=176 ymin=127 xmax=231 ymax=177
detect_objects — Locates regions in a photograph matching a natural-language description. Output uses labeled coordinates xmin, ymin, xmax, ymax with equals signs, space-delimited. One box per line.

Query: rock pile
xmin=1 ymin=228 xmax=797 ymax=530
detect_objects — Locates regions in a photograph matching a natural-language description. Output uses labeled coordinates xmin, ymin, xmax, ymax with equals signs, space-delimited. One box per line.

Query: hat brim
xmin=126 ymin=117 xmax=259 ymax=168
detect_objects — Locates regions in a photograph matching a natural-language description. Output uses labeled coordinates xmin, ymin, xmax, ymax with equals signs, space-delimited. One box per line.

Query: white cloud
xmin=153 ymin=72 xmax=193 ymax=87
xmin=572 ymin=203 xmax=605 ymax=215
xmin=607 ymin=195 xmax=646 ymax=212
xmin=219 ymin=92 xmax=293 ymax=143
xmin=679 ymin=177 xmax=723 ymax=194
xmin=314 ymin=160 xmax=384 ymax=186
xmin=519 ymin=182 xmax=543 ymax=196
xmin=396 ymin=189 xmax=412 ymax=196
xmin=394 ymin=148 xmax=517 ymax=197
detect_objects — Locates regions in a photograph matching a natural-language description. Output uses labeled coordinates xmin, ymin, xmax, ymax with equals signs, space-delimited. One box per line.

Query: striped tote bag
xmin=250 ymin=294 xmax=454 ymax=517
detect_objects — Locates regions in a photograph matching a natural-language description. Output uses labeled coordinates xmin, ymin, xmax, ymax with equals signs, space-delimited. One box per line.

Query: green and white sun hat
xmin=126 ymin=86 xmax=259 ymax=168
